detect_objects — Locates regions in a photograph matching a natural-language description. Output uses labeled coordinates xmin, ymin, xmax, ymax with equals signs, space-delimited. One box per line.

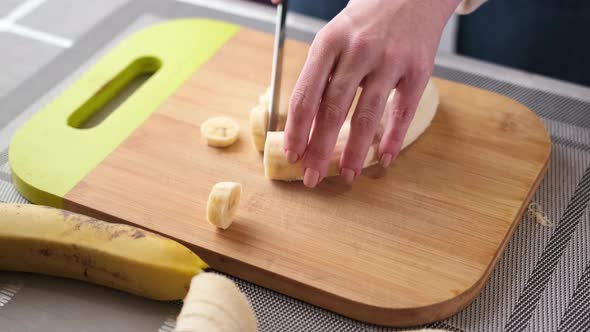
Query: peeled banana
xmin=249 ymin=105 xmax=268 ymax=152
xmin=0 ymin=203 xmax=208 ymax=300
xmin=206 ymin=182 xmax=242 ymax=230
xmin=258 ymin=86 xmax=271 ymax=107
xmin=264 ymin=79 xmax=440 ymax=181
xmin=264 ymin=123 xmax=380 ymax=180
xmin=174 ymin=272 xmax=258 ymax=332
xmin=201 ymin=116 xmax=241 ymax=147
xmin=250 ymin=86 xmax=292 ymax=152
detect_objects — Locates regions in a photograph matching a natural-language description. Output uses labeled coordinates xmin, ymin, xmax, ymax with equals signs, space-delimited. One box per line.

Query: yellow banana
xmin=0 ymin=203 xmax=208 ymax=300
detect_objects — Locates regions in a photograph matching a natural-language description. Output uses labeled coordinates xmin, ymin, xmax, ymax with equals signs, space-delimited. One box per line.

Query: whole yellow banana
xmin=0 ymin=203 xmax=208 ymax=300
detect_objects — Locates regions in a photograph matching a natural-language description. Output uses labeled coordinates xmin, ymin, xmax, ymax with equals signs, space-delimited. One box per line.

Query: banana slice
xmin=201 ymin=116 xmax=240 ymax=147
xmin=250 ymin=87 xmax=291 ymax=153
xmin=174 ymin=272 xmax=258 ymax=332
xmin=250 ymin=105 xmax=269 ymax=152
xmin=259 ymin=87 xmax=271 ymax=108
xmin=206 ymin=182 xmax=242 ymax=230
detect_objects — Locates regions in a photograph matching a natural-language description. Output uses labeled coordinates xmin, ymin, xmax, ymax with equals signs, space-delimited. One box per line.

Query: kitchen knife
xmin=267 ymin=0 xmax=288 ymax=133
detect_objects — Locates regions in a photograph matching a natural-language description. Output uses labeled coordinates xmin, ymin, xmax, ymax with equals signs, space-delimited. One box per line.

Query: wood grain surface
xmin=64 ymin=28 xmax=551 ymax=326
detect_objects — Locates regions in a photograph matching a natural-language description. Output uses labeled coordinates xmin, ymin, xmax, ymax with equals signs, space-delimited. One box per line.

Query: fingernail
xmin=340 ymin=168 xmax=356 ymax=185
xmin=285 ymin=150 xmax=299 ymax=163
xmin=380 ymin=153 xmax=393 ymax=168
xmin=303 ymin=168 xmax=320 ymax=188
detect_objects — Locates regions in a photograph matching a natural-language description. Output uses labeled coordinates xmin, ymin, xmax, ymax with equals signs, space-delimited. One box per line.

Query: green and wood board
xmin=9 ymin=19 xmax=551 ymax=326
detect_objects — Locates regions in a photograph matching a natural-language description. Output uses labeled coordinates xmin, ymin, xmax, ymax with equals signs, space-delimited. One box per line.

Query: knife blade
xmin=267 ymin=0 xmax=288 ymax=133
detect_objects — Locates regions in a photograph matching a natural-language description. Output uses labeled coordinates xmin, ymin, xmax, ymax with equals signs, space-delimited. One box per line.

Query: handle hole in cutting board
xmin=67 ymin=56 xmax=162 ymax=129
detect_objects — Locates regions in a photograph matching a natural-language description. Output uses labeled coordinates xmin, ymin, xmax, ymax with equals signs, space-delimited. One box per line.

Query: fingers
xmin=302 ymin=57 xmax=367 ymax=188
xmin=270 ymin=0 xmax=281 ymax=4
xmin=378 ymin=72 xmax=430 ymax=168
xmin=339 ymin=72 xmax=397 ymax=184
xmin=283 ymin=30 xmax=341 ymax=163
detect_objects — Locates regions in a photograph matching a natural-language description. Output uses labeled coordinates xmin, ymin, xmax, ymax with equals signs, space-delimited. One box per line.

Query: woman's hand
xmin=279 ymin=0 xmax=460 ymax=187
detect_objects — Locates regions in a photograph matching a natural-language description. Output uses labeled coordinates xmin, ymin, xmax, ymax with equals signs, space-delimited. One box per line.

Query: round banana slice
xmin=174 ymin=272 xmax=257 ymax=332
xmin=249 ymin=105 xmax=268 ymax=152
xmin=259 ymin=87 xmax=271 ymax=108
xmin=201 ymin=116 xmax=240 ymax=147
xmin=206 ymin=182 xmax=242 ymax=230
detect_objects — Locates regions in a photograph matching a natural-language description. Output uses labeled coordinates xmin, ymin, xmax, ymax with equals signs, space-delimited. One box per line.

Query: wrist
xmin=442 ymin=0 xmax=463 ymax=14
xmin=421 ymin=0 xmax=462 ymax=30
xmin=379 ymin=0 xmax=462 ymax=21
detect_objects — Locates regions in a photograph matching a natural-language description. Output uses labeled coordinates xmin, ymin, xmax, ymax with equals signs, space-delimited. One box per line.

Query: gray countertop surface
xmin=0 ymin=1 xmax=589 ymax=332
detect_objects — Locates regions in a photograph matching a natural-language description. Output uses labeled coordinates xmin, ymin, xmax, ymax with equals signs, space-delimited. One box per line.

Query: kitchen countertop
xmin=0 ymin=1 xmax=589 ymax=331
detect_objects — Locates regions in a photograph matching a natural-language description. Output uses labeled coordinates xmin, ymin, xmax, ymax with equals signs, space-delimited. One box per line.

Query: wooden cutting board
xmin=9 ymin=19 xmax=551 ymax=327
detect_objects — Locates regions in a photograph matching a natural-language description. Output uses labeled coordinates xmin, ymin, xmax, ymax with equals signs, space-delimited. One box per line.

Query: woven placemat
xmin=0 ymin=1 xmax=588 ymax=331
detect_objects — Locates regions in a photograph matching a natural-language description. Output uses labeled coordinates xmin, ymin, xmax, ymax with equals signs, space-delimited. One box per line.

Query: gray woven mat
xmin=223 ymin=68 xmax=590 ymax=332
xmin=235 ymin=67 xmax=590 ymax=331
xmin=0 ymin=1 xmax=589 ymax=331
xmin=1 ymin=64 xmax=588 ymax=332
